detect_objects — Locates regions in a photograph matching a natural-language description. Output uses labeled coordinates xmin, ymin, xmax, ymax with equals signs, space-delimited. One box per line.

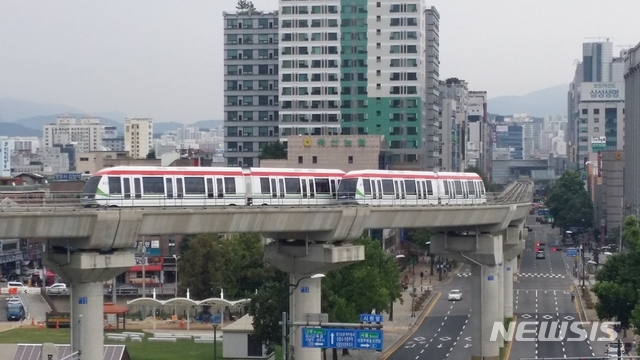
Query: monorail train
xmin=336 ymin=170 xmax=486 ymax=205
xmin=81 ymin=166 xmax=345 ymax=207
xmin=81 ymin=166 xmax=486 ymax=207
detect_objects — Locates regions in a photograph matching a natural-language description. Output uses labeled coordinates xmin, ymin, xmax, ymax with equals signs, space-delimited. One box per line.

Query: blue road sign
xmin=360 ymin=314 xmax=383 ymax=323
xmin=78 ymin=297 xmax=87 ymax=305
xmin=302 ymin=328 xmax=328 ymax=348
xmin=566 ymin=249 xmax=577 ymax=257
xmin=302 ymin=328 xmax=384 ymax=350
xmin=487 ymin=275 xmax=494 ymax=281
xmin=300 ymin=286 xmax=309 ymax=293
xmin=555 ymin=240 xmax=560 ymax=246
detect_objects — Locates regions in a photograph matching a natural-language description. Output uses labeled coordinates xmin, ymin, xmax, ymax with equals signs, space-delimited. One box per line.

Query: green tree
xmin=146 ymin=149 xmax=156 ymax=159
xmin=545 ymin=171 xmax=593 ymax=230
xmin=465 ymin=166 xmax=494 ymax=191
xmin=248 ymin=270 xmax=288 ymax=355
xmin=593 ymin=216 xmax=640 ymax=332
xmin=236 ymin=0 xmax=256 ymax=12
xmin=177 ymin=234 xmax=220 ymax=299
xmin=258 ymin=141 xmax=287 ymax=160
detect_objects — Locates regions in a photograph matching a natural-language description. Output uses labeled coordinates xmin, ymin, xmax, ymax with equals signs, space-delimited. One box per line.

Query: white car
xmin=6 ymin=297 xmax=21 ymax=305
xmin=605 ymin=342 xmax=624 ymax=357
xmin=7 ymin=281 xmax=26 ymax=289
xmin=46 ymin=283 xmax=68 ymax=295
xmin=448 ymin=289 xmax=462 ymax=301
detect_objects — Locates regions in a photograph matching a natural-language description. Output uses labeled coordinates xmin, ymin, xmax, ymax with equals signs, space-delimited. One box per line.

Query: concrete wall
xmin=260 ymin=135 xmax=384 ymax=171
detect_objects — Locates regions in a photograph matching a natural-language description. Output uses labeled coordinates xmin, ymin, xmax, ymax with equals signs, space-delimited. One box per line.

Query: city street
xmin=386 ymin=265 xmax=474 ymax=360
xmin=509 ymin=216 xmax=606 ymax=359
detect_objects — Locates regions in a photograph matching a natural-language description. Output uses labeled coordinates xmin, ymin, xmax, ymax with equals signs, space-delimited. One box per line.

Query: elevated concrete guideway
xmin=0 ymin=180 xmax=533 ymax=360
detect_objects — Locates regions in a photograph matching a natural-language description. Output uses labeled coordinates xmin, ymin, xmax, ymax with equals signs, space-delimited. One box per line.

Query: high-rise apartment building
xmin=277 ymin=0 xmax=433 ymax=169
xmin=467 ymin=91 xmax=487 ymax=170
xmin=223 ymin=10 xmax=280 ymax=168
xmin=423 ymin=6 xmax=440 ymax=170
xmin=623 ymin=42 xmax=640 ymax=216
xmin=439 ymin=78 xmax=468 ymax=171
xmin=582 ymin=40 xmax=613 ymax=82
xmin=124 ymin=117 xmax=153 ymax=159
xmin=43 ymin=115 xmax=105 ymax=153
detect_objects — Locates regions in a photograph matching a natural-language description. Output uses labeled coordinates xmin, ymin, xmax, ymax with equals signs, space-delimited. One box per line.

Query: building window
xmin=581 ymin=109 xmax=588 ymax=115
xmin=312 ymin=156 xmax=317 ymax=164
xmin=298 ymin=156 xmax=303 ymax=164
xmin=348 ymin=156 xmax=353 ymax=164
xmin=376 ymin=2 xmax=381 ymax=7
xmin=593 ymin=127 xmax=599 ymax=132
xmin=593 ymin=109 xmax=600 ymax=115
xmin=593 ymin=118 xmax=599 ymax=123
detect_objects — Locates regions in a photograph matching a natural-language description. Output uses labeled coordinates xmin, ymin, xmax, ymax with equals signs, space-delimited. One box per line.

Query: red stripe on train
xmin=94 ymin=169 xmax=344 ymax=178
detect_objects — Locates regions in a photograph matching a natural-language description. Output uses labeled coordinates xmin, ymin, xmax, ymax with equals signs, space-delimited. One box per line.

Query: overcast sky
xmin=0 ymin=1 xmax=638 ymax=123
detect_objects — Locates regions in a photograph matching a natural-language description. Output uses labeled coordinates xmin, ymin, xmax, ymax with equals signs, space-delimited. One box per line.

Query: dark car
xmin=107 ymin=284 xmax=139 ymax=296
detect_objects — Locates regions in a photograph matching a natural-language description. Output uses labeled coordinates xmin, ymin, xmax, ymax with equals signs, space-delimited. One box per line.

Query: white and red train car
xmin=81 ymin=166 xmax=486 ymax=207
xmin=336 ymin=170 xmax=486 ymax=205
xmin=81 ymin=166 xmax=345 ymax=207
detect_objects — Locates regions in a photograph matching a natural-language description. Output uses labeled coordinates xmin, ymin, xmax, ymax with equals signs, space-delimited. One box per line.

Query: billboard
xmin=1 ymin=140 xmax=11 ymax=177
xmin=580 ymin=82 xmax=625 ymax=102
xmin=591 ymin=136 xmax=606 ymax=152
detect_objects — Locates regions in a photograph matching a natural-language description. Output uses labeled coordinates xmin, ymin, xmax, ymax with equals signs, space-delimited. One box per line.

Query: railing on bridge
xmin=0 ymin=180 xmax=533 ymax=211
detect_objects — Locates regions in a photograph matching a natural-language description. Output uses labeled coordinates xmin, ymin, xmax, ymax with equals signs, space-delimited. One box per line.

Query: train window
xmin=399 ymin=180 xmax=405 ymax=198
xmin=331 ymin=179 xmax=338 ymax=194
xmin=184 ymin=177 xmax=205 ymax=194
xmin=278 ymin=179 xmax=285 ymax=197
xmin=381 ymin=180 xmax=394 ymax=195
xmin=426 ymin=181 xmax=433 ymax=196
xmin=480 ymin=182 xmax=485 ymax=195
xmin=143 ymin=177 xmax=164 ymax=195
xmin=404 ymin=180 xmax=416 ymax=195
xmin=309 ymin=179 xmax=315 ymax=198
xmin=216 ymin=178 xmax=223 ymax=198
xmin=467 ymin=180 xmax=476 ymax=195
xmin=270 ymin=179 xmax=277 ymax=198
xmin=454 ymin=181 xmax=463 ymax=196
xmin=363 ymin=179 xmax=371 ymax=195
xmin=108 ymin=177 xmax=122 ymax=195
xmin=224 ymin=177 xmax=237 ymax=194
xmin=302 ymin=180 xmax=308 ymax=198
xmin=442 ymin=181 xmax=449 ymax=196
xmin=166 ymin=178 xmax=174 ymax=199
xmin=206 ymin=178 xmax=214 ymax=199
xmin=285 ymin=178 xmax=301 ymax=194
xmin=315 ymin=179 xmax=330 ymax=194
xmin=123 ymin=178 xmax=131 ymax=199
xmin=177 ymin=178 xmax=184 ymax=198
xmin=260 ymin=177 xmax=270 ymax=194
xmin=134 ymin=178 xmax=142 ymax=199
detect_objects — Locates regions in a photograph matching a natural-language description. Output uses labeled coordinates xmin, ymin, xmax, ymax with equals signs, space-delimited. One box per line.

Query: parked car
xmin=107 ymin=284 xmax=139 ymax=296
xmin=46 ymin=283 xmax=68 ymax=295
xmin=7 ymin=281 xmax=26 ymax=289
xmin=448 ymin=289 xmax=462 ymax=301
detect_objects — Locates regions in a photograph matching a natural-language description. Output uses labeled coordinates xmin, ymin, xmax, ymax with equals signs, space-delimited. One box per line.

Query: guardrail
xmin=0 ymin=287 xmax=42 ymax=295
xmin=0 ymin=181 xmax=533 ymax=211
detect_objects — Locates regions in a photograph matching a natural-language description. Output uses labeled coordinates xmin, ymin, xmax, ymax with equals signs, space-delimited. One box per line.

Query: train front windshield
xmin=337 ymin=179 xmax=357 ymax=200
xmin=82 ymin=176 xmax=101 ymax=200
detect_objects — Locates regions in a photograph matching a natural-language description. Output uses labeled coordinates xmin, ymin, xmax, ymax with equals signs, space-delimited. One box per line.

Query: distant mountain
xmin=0 ymin=123 xmax=41 ymax=137
xmin=152 ymin=119 xmax=224 ymax=135
xmin=488 ymin=84 xmax=568 ymax=117
xmin=0 ymin=97 xmax=83 ymax=122
xmin=191 ymin=119 xmax=223 ymax=129
xmin=12 ymin=114 xmax=123 ymax=133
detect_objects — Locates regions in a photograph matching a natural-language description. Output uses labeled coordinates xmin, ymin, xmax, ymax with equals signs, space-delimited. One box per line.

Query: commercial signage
xmin=54 ymin=172 xmax=82 ymax=181
xmin=0 ymin=252 xmax=30 ymax=265
xmin=1 ymin=140 xmax=11 ymax=177
xmin=580 ymin=82 xmax=624 ymax=102
xmin=597 ymin=151 xmax=602 ymax=178
xmin=591 ymin=136 xmax=606 ymax=151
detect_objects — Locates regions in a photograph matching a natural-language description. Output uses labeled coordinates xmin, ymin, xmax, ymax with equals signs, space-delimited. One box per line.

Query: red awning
xmin=129 ymin=265 xmax=162 ymax=272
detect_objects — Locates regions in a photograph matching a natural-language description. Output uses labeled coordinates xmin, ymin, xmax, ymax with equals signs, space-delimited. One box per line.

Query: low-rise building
xmin=76 ymin=151 xmax=161 ymax=174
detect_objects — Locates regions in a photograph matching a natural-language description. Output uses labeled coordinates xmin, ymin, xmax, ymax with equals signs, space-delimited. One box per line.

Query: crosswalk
xmin=456 ymin=272 xmax=565 ymax=278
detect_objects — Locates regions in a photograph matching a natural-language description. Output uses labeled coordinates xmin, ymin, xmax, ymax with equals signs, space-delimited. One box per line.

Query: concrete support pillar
xmin=43 ymin=249 xmax=134 ymax=360
xmin=264 ymin=241 xmax=365 ymax=360
xmin=470 ymin=263 xmax=500 ymax=360
xmin=503 ymin=257 xmax=516 ymax=319
xmin=70 ymin=282 xmax=103 ymax=358
xmin=290 ymin=275 xmax=322 ymax=360
xmin=496 ymin=255 xmax=504 ymax=349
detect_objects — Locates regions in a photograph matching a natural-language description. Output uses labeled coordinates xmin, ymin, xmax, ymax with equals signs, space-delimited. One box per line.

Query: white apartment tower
xmin=43 ymin=115 xmax=105 ymax=152
xmin=277 ymin=0 xmax=431 ymax=168
xmin=124 ymin=117 xmax=154 ymax=159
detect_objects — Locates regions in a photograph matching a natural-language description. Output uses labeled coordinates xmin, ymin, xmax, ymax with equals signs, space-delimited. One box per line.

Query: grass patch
xmin=0 ymin=328 xmax=282 ymax=360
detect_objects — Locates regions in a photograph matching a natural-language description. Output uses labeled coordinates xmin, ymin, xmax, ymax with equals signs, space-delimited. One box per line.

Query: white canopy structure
xmin=127 ymin=289 xmax=250 ymax=330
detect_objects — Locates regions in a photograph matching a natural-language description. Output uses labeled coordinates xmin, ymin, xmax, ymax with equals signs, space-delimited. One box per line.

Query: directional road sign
xmin=360 ymin=314 xmax=383 ymax=323
xmin=302 ymin=328 xmax=383 ymax=350
xmin=566 ymin=249 xmax=577 ymax=257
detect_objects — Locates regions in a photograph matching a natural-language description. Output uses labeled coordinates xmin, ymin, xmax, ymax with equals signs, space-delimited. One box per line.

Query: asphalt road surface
xmin=387 ymin=267 xmax=474 ymax=360
xmin=509 ymin=216 xmax=610 ymax=359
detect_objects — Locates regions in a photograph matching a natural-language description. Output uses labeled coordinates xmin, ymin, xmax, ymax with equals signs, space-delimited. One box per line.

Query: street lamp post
xmin=173 ymin=255 xmax=179 ymax=298
xmin=212 ymin=323 xmax=219 ymax=360
xmin=384 ymin=254 xmax=405 ymax=321
xmin=286 ymin=273 xmax=325 ymax=360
